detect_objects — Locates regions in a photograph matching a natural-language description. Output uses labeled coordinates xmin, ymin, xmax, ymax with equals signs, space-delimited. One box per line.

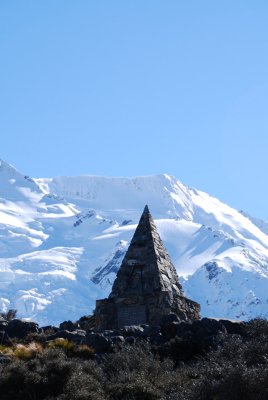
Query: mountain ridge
xmin=1 ymin=158 xmax=268 ymax=325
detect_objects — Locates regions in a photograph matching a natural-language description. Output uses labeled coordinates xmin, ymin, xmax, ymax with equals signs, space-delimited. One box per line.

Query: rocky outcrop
xmin=47 ymin=329 xmax=86 ymax=344
xmin=94 ymin=206 xmax=200 ymax=331
xmin=6 ymin=319 xmax=39 ymax=339
xmin=0 ymin=315 xmax=251 ymax=356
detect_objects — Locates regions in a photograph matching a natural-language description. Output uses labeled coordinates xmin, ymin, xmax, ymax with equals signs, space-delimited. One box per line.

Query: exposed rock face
xmin=47 ymin=329 xmax=86 ymax=344
xmin=6 ymin=319 xmax=39 ymax=339
xmin=94 ymin=206 xmax=200 ymax=330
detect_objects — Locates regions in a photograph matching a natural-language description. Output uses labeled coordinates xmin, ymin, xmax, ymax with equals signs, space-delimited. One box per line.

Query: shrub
xmin=24 ymin=331 xmax=47 ymax=344
xmin=61 ymin=362 xmax=106 ymax=400
xmin=107 ymin=380 xmax=161 ymax=400
xmin=71 ymin=344 xmax=96 ymax=359
xmin=1 ymin=322 xmax=268 ymax=400
xmin=0 ymin=348 xmax=104 ymax=400
xmin=158 ymin=336 xmax=201 ymax=364
xmin=102 ymin=344 xmax=192 ymax=400
xmin=245 ymin=318 xmax=268 ymax=338
xmin=189 ymin=334 xmax=268 ymax=400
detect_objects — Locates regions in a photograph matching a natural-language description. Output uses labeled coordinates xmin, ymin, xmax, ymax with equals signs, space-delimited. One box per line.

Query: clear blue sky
xmin=1 ymin=1 xmax=268 ymax=219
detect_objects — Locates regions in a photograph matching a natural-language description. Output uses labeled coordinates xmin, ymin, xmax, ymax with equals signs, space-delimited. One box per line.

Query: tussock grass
xmin=47 ymin=338 xmax=75 ymax=351
xmin=13 ymin=342 xmax=43 ymax=360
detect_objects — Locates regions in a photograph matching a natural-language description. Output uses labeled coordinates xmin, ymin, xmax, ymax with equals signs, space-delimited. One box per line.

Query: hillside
xmin=1 ymin=158 xmax=268 ymax=325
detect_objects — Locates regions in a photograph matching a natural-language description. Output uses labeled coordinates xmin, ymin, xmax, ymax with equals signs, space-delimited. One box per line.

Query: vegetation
xmin=0 ymin=319 xmax=268 ymax=399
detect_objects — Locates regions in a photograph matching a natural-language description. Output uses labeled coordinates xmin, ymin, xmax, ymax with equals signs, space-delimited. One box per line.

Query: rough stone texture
xmin=59 ymin=320 xmax=78 ymax=332
xmin=119 ymin=325 xmax=144 ymax=337
xmin=41 ymin=325 xmax=60 ymax=334
xmin=77 ymin=315 xmax=96 ymax=331
xmin=85 ymin=333 xmax=111 ymax=353
xmin=219 ymin=319 xmax=247 ymax=335
xmin=47 ymin=329 xmax=86 ymax=344
xmin=6 ymin=319 xmax=39 ymax=339
xmin=192 ymin=318 xmax=227 ymax=337
xmin=94 ymin=206 xmax=200 ymax=330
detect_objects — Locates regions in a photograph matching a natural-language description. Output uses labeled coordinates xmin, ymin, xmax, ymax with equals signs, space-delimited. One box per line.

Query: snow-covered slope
xmin=1 ymin=159 xmax=268 ymax=325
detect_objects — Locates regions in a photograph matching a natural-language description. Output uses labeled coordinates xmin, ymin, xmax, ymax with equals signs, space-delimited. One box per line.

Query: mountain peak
xmin=1 ymin=160 xmax=268 ymax=325
xmin=0 ymin=158 xmax=21 ymax=175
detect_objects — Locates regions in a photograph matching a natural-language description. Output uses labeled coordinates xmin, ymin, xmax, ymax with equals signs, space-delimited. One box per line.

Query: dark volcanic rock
xmin=6 ymin=319 xmax=39 ymax=339
xmin=59 ymin=320 xmax=78 ymax=332
xmin=142 ymin=325 xmax=161 ymax=337
xmin=103 ymin=330 xmax=118 ymax=336
xmin=85 ymin=333 xmax=111 ymax=353
xmin=192 ymin=318 xmax=227 ymax=337
xmin=119 ymin=325 xmax=144 ymax=337
xmin=175 ymin=321 xmax=194 ymax=338
xmin=161 ymin=321 xmax=180 ymax=339
xmin=47 ymin=329 xmax=86 ymax=344
xmin=125 ymin=336 xmax=135 ymax=345
xmin=150 ymin=332 xmax=165 ymax=345
xmin=110 ymin=335 xmax=125 ymax=344
xmin=219 ymin=319 xmax=246 ymax=335
xmin=77 ymin=315 xmax=96 ymax=331
xmin=40 ymin=325 xmax=60 ymax=334
xmin=160 ymin=313 xmax=180 ymax=325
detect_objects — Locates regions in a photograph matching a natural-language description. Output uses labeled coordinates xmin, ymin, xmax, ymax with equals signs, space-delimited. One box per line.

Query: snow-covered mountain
xmin=1 ymin=158 xmax=268 ymax=325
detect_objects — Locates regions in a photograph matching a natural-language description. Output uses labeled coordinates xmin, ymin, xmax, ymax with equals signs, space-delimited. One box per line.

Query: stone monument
xmin=94 ymin=205 xmax=200 ymax=330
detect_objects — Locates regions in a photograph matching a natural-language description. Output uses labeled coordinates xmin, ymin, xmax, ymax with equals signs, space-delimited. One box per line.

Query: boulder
xmin=59 ymin=320 xmax=78 ymax=332
xmin=175 ymin=321 xmax=194 ymax=338
xmin=85 ymin=333 xmax=111 ymax=353
xmin=160 ymin=313 xmax=180 ymax=326
xmin=47 ymin=329 xmax=86 ymax=344
xmin=219 ymin=319 xmax=246 ymax=336
xmin=110 ymin=335 xmax=125 ymax=344
xmin=150 ymin=332 xmax=165 ymax=345
xmin=142 ymin=325 xmax=161 ymax=337
xmin=102 ymin=330 xmax=117 ymax=337
xmin=125 ymin=336 xmax=135 ymax=345
xmin=6 ymin=319 xmax=39 ymax=339
xmin=77 ymin=315 xmax=96 ymax=331
xmin=119 ymin=325 xmax=144 ymax=337
xmin=40 ymin=325 xmax=59 ymax=334
xmin=161 ymin=321 xmax=180 ymax=338
xmin=192 ymin=318 xmax=227 ymax=338
xmin=186 ymin=318 xmax=228 ymax=348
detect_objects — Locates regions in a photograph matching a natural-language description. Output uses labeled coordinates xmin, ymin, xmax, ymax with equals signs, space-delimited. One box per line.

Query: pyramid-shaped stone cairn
xmin=94 ymin=206 xmax=200 ymax=330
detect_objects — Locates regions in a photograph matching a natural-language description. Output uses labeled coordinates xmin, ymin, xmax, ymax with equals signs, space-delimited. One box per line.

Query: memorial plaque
xmin=117 ymin=305 xmax=146 ymax=327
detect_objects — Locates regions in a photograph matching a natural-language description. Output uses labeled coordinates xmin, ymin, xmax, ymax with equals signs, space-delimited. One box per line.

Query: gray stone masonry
xmin=94 ymin=205 xmax=200 ymax=330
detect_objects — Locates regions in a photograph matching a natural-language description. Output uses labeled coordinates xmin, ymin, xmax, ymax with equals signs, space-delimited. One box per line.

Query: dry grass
xmin=47 ymin=338 xmax=75 ymax=352
xmin=13 ymin=342 xmax=43 ymax=360
xmin=0 ymin=344 xmax=13 ymax=356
